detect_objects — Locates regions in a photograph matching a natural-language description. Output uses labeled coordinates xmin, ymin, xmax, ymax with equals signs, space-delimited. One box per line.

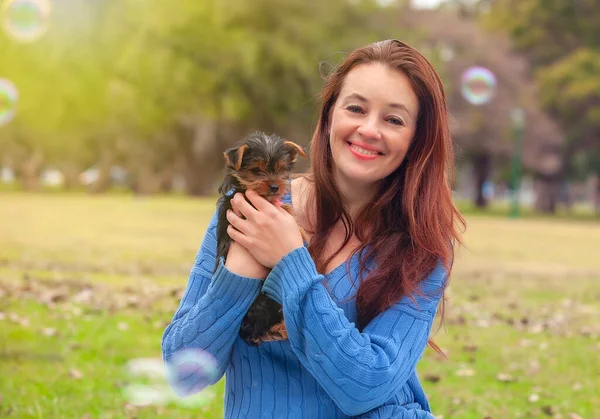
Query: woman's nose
xmin=356 ymin=118 xmax=382 ymax=140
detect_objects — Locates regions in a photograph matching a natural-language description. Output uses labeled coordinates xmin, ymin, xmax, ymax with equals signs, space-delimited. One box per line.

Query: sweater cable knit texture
xmin=162 ymin=187 xmax=446 ymax=418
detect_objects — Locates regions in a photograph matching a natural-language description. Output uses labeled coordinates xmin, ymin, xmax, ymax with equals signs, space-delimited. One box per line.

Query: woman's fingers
xmin=230 ymin=199 xmax=242 ymax=217
xmin=227 ymin=224 xmax=248 ymax=248
xmin=226 ymin=209 xmax=249 ymax=233
xmin=232 ymin=193 xmax=258 ymax=219
xmin=244 ymin=189 xmax=273 ymax=213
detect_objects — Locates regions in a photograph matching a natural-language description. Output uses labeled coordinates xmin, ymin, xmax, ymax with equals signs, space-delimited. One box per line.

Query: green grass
xmin=1 ymin=192 xmax=599 ymax=418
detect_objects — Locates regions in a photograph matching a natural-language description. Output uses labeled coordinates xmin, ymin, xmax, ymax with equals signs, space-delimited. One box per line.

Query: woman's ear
xmin=223 ymin=145 xmax=248 ymax=170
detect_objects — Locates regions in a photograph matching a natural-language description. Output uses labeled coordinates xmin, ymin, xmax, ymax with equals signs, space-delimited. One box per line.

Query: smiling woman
xmin=329 ymin=63 xmax=419 ymax=189
xmin=163 ymin=39 xmax=465 ymax=419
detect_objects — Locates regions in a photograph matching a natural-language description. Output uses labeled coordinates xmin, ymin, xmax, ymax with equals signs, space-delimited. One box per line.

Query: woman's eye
xmin=346 ymin=105 xmax=363 ymax=114
xmin=387 ymin=116 xmax=405 ymax=126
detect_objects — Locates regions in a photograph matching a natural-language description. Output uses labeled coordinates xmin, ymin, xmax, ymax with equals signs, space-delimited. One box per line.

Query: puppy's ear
xmin=223 ymin=144 xmax=248 ymax=170
xmin=284 ymin=141 xmax=306 ymax=162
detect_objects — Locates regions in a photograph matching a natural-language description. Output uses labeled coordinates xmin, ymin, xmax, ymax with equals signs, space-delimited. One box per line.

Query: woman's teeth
xmin=349 ymin=143 xmax=380 ymax=156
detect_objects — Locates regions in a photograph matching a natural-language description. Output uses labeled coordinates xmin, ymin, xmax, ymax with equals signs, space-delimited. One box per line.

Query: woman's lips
xmin=346 ymin=141 xmax=381 ymax=160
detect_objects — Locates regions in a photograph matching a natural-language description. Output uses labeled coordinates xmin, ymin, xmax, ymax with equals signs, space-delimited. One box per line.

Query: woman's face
xmin=328 ymin=62 xmax=419 ymax=188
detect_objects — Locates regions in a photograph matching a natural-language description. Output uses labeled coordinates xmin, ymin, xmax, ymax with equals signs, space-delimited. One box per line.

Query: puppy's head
xmin=223 ymin=132 xmax=306 ymax=202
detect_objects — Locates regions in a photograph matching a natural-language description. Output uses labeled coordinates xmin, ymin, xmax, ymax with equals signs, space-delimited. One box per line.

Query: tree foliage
xmin=0 ymin=0 xmax=408 ymax=192
xmin=484 ymin=0 xmax=600 ymax=180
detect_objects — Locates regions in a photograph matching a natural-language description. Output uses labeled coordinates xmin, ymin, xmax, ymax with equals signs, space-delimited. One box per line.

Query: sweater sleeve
xmin=261 ymin=247 xmax=447 ymax=416
xmin=161 ymin=206 xmax=263 ymax=396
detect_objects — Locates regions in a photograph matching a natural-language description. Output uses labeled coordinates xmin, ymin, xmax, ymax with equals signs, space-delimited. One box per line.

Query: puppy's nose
xmin=269 ymin=184 xmax=279 ymax=193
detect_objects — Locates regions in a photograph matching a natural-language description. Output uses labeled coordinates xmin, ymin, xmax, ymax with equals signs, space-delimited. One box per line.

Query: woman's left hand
xmin=226 ymin=190 xmax=304 ymax=269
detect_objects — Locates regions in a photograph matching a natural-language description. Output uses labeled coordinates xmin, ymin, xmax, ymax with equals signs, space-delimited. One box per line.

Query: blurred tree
xmin=484 ymin=0 xmax=600 ymax=212
xmin=0 ymin=0 xmax=133 ymax=190
xmin=1 ymin=0 xmax=408 ymax=194
xmin=401 ymin=7 xmax=564 ymax=211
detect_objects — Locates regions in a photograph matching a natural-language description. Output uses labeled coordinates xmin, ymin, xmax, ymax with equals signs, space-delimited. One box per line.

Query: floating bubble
xmin=126 ymin=358 xmax=166 ymax=380
xmin=1 ymin=0 xmax=52 ymax=43
xmin=122 ymin=356 xmax=217 ymax=408
xmin=174 ymin=388 xmax=216 ymax=408
xmin=166 ymin=348 xmax=219 ymax=397
xmin=122 ymin=384 xmax=169 ymax=407
xmin=0 ymin=78 xmax=18 ymax=126
xmin=460 ymin=66 xmax=496 ymax=106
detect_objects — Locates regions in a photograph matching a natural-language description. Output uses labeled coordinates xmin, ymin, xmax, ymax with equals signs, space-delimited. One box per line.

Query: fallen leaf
xmin=528 ymin=360 xmax=541 ymax=375
xmin=456 ymin=368 xmax=475 ymax=377
xmin=529 ymin=394 xmax=539 ymax=402
xmin=69 ymin=369 xmax=84 ymax=379
xmin=476 ymin=319 xmax=490 ymax=328
xmin=542 ymin=405 xmax=555 ymax=416
xmin=72 ymin=289 xmax=93 ymax=304
xmin=530 ymin=323 xmax=544 ymax=334
xmin=568 ymin=414 xmax=583 ymax=419
xmin=118 ymin=322 xmax=129 ymax=331
xmin=423 ymin=373 xmax=440 ymax=383
xmin=520 ymin=339 xmax=532 ymax=347
xmin=496 ymin=373 xmax=515 ymax=382
xmin=572 ymin=382 xmax=582 ymax=391
xmin=41 ymin=328 xmax=56 ymax=337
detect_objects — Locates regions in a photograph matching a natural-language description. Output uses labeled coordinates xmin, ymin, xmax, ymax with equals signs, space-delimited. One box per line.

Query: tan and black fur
xmin=215 ymin=131 xmax=306 ymax=346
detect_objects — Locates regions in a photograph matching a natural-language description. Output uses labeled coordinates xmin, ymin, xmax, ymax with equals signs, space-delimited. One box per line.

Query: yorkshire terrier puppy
xmin=215 ymin=131 xmax=306 ymax=346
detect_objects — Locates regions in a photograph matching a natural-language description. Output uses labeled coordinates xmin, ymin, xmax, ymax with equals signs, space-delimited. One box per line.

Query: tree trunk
xmin=60 ymin=163 xmax=82 ymax=190
xmin=472 ymin=152 xmax=491 ymax=208
xmin=534 ymin=175 xmax=559 ymax=213
xmin=88 ymin=152 xmax=113 ymax=193
xmin=588 ymin=174 xmax=600 ymax=215
xmin=132 ymin=166 xmax=163 ymax=195
xmin=19 ymin=151 xmax=44 ymax=191
xmin=176 ymin=117 xmax=227 ymax=197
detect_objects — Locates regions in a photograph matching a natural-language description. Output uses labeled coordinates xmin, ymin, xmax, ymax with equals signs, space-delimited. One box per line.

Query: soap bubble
xmin=1 ymin=0 xmax=52 ymax=43
xmin=123 ymin=355 xmax=219 ymax=408
xmin=126 ymin=358 xmax=166 ymax=380
xmin=123 ymin=384 xmax=169 ymax=407
xmin=460 ymin=66 xmax=496 ymax=106
xmin=0 ymin=78 xmax=18 ymax=126
xmin=166 ymin=348 xmax=219 ymax=397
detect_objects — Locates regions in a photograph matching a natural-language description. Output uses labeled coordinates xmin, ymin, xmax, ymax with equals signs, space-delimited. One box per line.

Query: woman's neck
xmin=332 ymin=172 xmax=379 ymax=221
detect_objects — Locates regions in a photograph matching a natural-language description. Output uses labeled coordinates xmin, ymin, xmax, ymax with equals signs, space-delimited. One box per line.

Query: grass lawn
xmin=1 ymin=192 xmax=599 ymax=418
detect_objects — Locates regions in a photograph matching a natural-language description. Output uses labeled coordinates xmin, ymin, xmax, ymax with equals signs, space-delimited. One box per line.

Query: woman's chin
xmin=338 ymin=167 xmax=380 ymax=187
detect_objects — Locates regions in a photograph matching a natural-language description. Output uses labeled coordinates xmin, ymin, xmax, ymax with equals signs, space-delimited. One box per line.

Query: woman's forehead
xmin=339 ymin=63 xmax=419 ymax=117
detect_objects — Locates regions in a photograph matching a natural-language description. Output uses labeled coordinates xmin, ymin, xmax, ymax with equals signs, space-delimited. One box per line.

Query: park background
xmin=0 ymin=0 xmax=599 ymax=418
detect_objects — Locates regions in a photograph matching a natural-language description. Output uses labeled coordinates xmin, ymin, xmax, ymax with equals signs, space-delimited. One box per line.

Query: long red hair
xmin=300 ymin=40 xmax=465 ymax=351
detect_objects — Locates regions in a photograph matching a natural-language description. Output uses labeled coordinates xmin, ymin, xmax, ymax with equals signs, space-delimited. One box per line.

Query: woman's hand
xmin=225 ymin=240 xmax=270 ymax=280
xmin=226 ymin=190 xmax=304 ymax=269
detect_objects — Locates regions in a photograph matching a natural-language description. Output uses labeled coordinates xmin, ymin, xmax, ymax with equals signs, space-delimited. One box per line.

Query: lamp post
xmin=509 ymin=107 xmax=525 ymax=218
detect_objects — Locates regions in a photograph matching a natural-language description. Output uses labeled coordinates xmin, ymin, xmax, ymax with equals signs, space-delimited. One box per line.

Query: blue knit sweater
xmin=162 ymin=189 xmax=446 ymax=418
